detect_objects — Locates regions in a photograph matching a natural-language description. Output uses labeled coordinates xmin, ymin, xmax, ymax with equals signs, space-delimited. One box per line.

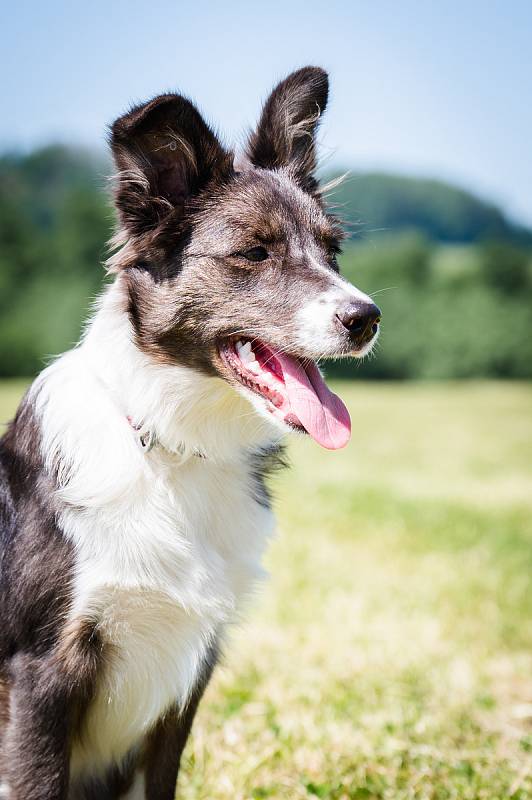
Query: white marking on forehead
xmin=268 ymin=168 xmax=328 ymax=224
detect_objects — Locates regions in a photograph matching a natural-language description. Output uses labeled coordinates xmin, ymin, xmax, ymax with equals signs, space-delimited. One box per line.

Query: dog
xmin=0 ymin=66 xmax=380 ymax=799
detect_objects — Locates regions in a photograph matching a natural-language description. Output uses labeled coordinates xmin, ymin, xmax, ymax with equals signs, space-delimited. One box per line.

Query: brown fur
xmin=106 ymin=68 xmax=346 ymax=376
xmin=122 ymin=169 xmax=344 ymax=371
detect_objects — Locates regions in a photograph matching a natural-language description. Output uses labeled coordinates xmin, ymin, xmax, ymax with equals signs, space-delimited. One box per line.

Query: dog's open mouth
xmin=219 ymin=338 xmax=351 ymax=450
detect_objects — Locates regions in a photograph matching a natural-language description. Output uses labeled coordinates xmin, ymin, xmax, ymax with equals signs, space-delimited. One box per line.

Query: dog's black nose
xmin=336 ymin=300 xmax=381 ymax=344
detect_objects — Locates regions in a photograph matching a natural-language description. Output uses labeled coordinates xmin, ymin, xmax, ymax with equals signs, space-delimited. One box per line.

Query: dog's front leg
xmin=3 ymin=653 xmax=71 ymax=800
xmin=143 ymin=694 xmax=204 ymax=800
xmin=143 ymin=650 xmax=217 ymax=800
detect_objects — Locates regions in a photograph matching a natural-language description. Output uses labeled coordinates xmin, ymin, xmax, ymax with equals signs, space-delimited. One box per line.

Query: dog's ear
xmin=246 ymin=66 xmax=328 ymax=192
xmin=110 ymin=94 xmax=232 ymax=236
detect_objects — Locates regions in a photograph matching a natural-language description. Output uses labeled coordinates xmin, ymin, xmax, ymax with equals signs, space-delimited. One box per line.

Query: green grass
xmin=1 ymin=381 xmax=531 ymax=799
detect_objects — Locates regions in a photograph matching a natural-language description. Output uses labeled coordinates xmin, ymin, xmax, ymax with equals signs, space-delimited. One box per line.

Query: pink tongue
xmin=275 ymin=353 xmax=351 ymax=450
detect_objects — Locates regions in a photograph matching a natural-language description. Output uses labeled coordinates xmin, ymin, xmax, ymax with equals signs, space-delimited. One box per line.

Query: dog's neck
xmin=80 ymin=278 xmax=280 ymax=464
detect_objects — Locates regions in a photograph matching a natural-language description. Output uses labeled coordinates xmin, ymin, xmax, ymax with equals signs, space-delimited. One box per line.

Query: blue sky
xmin=2 ymin=1 xmax=531 ymax=225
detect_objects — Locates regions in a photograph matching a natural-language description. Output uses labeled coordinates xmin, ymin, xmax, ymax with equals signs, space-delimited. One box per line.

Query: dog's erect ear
xmin=110 ymin=94 xmax=232 ymax=236
xmin=246 ymin=67 xmax=328 ymax=192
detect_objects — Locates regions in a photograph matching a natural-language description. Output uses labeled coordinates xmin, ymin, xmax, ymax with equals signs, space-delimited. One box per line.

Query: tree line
xmin=1 ymin=146 xmax=531 ymax=379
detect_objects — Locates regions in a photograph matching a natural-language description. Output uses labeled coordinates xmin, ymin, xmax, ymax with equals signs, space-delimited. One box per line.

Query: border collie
xmin=0 ymin=67 xmax=380 ymax=799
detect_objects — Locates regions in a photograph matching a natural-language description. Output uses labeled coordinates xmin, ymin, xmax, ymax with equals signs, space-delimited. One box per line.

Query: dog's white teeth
xmin=242 ymin=349 xmax=256 ymax=364
xmin=248 ymin=360 xmax=261 ymax=374
xmin=241 ymin=341 xmax=252 ymax=356
xmin=236 ymin=340 xmax=244 ymax=353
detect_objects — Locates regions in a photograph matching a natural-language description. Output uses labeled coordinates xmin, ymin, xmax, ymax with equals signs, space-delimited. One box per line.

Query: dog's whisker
xmin=369 ymin=286 xmax=396 ymax=297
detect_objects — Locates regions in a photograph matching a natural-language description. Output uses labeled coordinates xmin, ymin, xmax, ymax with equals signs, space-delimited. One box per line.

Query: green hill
xmin=325 ymin=171 xmax=532 ymax=245
xmin=1 ymin=146 xmax=531 ymax=379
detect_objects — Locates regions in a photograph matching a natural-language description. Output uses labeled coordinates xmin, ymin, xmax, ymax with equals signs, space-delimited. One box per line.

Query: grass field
xmin=1 ymin=381 xmax=531 ymax=799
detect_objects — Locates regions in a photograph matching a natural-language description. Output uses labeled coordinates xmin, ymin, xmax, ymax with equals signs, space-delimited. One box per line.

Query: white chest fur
xmin=65 ymin=447 xmax=274 ymax=773
xmin=32 ymin=285 xmax=282 ymax=774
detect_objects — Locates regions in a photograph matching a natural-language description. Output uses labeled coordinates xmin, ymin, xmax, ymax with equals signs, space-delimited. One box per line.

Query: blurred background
xmin=2 ymin=1 xmax=532 ymax=378
xmin=1 ymin=3 xmax=531 ymax=798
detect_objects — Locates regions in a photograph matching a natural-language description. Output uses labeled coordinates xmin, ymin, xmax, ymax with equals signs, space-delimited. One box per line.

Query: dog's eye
xmin=238 ymin=246 xmax=269 ymax=263
xmin=327 ymin=242 xmax=342 ymax=271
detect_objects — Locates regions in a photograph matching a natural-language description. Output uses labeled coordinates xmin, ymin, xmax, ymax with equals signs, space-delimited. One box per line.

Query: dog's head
xmin=109 ymin=67 xmax=380 ymax=450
